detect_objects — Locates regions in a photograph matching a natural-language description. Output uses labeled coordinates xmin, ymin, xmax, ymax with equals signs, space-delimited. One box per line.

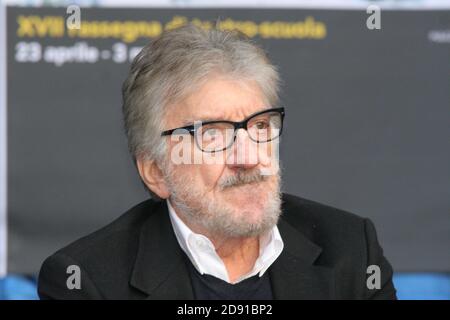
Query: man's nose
xmin=225 ymin=129 xmax=259 ymax=169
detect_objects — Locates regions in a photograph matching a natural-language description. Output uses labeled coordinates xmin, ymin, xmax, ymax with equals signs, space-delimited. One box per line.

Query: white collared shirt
xmin=167 ymin=199 xmax=284 ymax=284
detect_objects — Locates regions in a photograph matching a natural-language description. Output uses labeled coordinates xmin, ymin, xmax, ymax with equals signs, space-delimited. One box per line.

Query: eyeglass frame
xmin=160 ymin=107 xmax=285 ymax=153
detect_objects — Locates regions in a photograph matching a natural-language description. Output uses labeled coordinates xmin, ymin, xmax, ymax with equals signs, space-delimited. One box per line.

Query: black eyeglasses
xmin=161 ymin=107 xmax=285 ymax=153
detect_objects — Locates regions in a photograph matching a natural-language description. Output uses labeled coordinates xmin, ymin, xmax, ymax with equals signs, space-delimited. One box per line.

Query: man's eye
xmin=203 ymin=128 xmax=220 ymax=138
xmin=255 ymin=121 xmax=269 ymax=130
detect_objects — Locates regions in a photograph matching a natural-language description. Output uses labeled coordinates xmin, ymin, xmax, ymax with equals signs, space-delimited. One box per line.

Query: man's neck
xmin=170 ymin=201 xmax=260 ymax=283
xmin=214 ymin=236 xmax=260 ymax=283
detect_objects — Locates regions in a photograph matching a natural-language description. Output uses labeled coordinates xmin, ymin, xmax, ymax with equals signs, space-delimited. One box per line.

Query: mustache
xmin=218 ymin=169 xmax=270 ymax=190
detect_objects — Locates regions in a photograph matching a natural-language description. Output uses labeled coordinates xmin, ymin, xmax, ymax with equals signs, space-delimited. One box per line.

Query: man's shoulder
xmin=40 ymin=198 xmax=161 ymax=277
xmin=280 ymin=193 xmax=396 ymax=299
xmin=38 ymin=198 xmax=163 ymax=299
xmin=282 ymin=193 xmax=366 ymax=224
xmin=281 ymin=193 xmax=369 ymax=248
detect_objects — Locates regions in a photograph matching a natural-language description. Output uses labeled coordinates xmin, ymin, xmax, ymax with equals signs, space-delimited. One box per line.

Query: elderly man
xmin=38 ymin=24 xmax=396 ymax=300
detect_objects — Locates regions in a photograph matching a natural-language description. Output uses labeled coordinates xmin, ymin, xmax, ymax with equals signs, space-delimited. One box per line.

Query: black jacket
xmin=38 ymin=193 xmax=397 ymax=299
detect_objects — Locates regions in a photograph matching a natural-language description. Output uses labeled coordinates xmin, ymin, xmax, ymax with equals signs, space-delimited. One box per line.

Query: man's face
xmin=161 ymin=75 xmax=282 ymax=238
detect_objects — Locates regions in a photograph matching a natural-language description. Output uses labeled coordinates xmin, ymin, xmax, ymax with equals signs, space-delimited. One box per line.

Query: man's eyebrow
xmin=181 ymin=116 xmax=226 ymax=126
xmin=180 ymin=108 xmax=271 ymax=126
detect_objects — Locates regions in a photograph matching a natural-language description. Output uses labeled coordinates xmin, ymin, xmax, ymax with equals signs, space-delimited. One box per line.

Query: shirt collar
xmin=167 ymin=199 xmax=284 ymax=284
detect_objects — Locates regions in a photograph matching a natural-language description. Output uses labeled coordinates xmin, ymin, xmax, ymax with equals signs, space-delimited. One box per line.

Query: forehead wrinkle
xmin=166 ymin=77 xmax=270 ymax=127
xmin=180 ymin=104 xmax=270 ymax=126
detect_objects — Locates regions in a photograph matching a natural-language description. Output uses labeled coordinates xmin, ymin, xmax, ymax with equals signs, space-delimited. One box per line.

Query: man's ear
xmin=136 ymin=157 xmax=170 ymax=199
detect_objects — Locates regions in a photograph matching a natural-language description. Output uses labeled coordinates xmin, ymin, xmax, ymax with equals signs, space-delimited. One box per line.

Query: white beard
xmin=163 ymin=166 xmax=282 ymax=238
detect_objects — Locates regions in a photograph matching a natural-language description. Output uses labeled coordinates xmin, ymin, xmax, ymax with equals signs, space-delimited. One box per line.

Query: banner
xmin=5 ymin=7 xmax=450 ymax=274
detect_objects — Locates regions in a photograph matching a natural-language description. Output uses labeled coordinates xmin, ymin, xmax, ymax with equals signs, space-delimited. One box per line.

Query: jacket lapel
xmin=270 ymin=218 xmax=336 ymax=299
xmin=129 ymin=199 xmax=335 ymax=300
xmin=129 ymin=200 xmax=194 ymax=299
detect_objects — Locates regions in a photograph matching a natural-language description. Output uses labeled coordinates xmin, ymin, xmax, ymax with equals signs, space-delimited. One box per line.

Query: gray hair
xmin=122 ymin=23 xmax=281 ymax=194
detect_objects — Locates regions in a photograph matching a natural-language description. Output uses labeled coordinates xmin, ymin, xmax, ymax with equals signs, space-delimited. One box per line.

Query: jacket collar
xmin=129 ymin=200 xmax=194 ymax=299
xmin=129 ymin=198 xmax=335 ymax=299
xmin=269 ymin=218 xmax=335 ymax=299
